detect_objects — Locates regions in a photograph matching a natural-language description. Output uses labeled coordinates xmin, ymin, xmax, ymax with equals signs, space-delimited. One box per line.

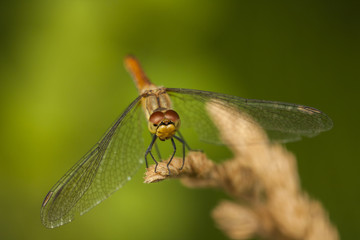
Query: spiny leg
xmin=177 ymin=130 xmax=203 ymax=153
xmin=167 ymin=138 xmax=177 ymax=175
xmin=145 ymin=134 xmax=158 ymax=172
xmin=150 ymin=133 xmax=162 ymax=160
xmin=149 ymin=151 xmax=159 ymax=172
xmin=154 ymin=142 xmax=162 ymax=161
xmin=176 ymin=130 xmax=192 ymax=151
xmin=173 ymin=135 xmax=185 ymax=170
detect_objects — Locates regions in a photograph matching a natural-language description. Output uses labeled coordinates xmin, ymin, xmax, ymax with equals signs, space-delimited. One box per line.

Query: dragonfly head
xmin=148 ymin=110 xmax=181 ymax=141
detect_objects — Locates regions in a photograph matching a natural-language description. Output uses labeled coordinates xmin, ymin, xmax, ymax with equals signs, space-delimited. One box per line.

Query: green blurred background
xmin=1 ymin=1 xmax=359 ymax=239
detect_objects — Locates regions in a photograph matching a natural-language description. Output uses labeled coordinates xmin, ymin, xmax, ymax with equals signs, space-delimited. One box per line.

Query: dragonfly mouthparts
xmin=159 ymin=120 xmax=172 ymax=126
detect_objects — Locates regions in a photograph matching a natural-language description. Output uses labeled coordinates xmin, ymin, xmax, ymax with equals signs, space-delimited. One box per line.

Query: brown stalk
xmin=144 ymin=101 xmax=339 ymax=240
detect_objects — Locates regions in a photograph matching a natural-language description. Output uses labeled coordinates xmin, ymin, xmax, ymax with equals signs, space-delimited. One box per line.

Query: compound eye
xmin=149 ymin=111 xmax=165 ymax=126
xmin=165 ymin=110 xmax=180 ymax=122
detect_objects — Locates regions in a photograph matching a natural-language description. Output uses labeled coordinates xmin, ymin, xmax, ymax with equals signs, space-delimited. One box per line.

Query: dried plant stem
xmin=144 ymin=102 xmax=339 ymax=240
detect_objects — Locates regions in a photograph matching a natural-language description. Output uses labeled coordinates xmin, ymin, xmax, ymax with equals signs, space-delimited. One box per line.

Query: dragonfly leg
xmin=167 ymin=138 xmax=177 ymax=175
xmin=173 ymin=135 xmax=185 ymax=170
xmin=154 ymin=142 xmax=162 ymax=161
xmin=149 ymin=151 xmax=158 ymax=172
xmin=176 ymin=131 xmax=203 ymax=153
xmin=176 ymin=130 xmax=192 ymax=151
xmin=145 ymin=134 xmax=158 ymax=172
xmin=149 ymin=133 xmax=162 ymax=160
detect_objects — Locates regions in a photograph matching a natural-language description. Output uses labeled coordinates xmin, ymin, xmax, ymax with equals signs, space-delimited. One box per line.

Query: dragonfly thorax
xmin=148 ymin=110 xmax=181 ymax=141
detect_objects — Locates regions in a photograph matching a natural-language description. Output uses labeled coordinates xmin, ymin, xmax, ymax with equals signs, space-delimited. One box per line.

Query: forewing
xmin=166 ymin=88 xmax=333 ymax=144
xmin=41 ymin=95 xmax=145 ymax=228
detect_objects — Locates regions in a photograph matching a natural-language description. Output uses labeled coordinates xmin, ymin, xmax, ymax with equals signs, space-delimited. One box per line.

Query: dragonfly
xmin=41 ymin=56 xmax=333 ymax=228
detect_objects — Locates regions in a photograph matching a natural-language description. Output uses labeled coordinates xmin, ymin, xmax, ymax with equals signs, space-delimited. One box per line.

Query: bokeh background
xmin=1 ymin=1 xmax=359 ymax=239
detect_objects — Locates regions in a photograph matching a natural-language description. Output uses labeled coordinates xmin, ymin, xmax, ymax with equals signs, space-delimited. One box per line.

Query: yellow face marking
xmin=156 ymin=124 xmax=177 ymax=140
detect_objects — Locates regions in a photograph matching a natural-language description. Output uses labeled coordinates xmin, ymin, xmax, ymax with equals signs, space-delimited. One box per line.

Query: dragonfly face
xmin=148 ymin=110 xmax=181 ymax=141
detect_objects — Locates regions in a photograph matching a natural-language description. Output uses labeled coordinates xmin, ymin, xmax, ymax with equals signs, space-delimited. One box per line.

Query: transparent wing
xmin=166 ymin=88 xmax=333 ymax=144
xmin=41 ymin=95 xmax=146 ymax=228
